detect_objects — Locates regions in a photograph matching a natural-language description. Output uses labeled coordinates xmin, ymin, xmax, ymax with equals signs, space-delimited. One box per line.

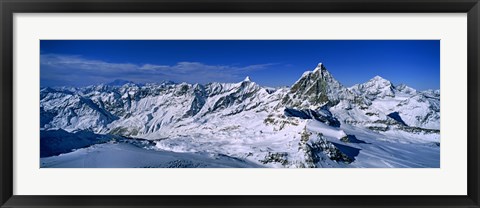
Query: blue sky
xmin=40 ymin=40 xmax=440 ymax=90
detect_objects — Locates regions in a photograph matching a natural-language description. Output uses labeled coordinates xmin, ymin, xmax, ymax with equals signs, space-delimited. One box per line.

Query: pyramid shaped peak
xmin=370 ymin=75 xmax=391 ymax=83
xmin=313 ymin=62 xmax=327 ymax=72
xmin=300 ymin=62 xmax=334 ymax=79
xmin=243 ymin=76 xmax=251 ymax=82
xmin=284 ymin=61 xmax=348 ymax=108
xmin=372 ymin=75 xmax=385 ymax=80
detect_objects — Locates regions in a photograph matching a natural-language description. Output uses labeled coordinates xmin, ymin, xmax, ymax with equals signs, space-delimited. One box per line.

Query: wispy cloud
xmin=40 ymin=54 xmax=275 ymax=87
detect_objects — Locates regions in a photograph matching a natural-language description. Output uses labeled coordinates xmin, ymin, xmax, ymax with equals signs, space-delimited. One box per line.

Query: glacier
xmin=40 ymin=62 xmax=440 ymax=168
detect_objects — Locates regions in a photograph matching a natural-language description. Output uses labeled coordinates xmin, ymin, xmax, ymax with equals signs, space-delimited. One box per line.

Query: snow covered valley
xmin=40 ymin=63 xmax=440 ymax=168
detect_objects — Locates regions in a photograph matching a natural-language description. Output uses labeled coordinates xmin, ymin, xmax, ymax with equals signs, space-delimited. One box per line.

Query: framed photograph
xmin=1 ymin=0 xmax=479 ymax=207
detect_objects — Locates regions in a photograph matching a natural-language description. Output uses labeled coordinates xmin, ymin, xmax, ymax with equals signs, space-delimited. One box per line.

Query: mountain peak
xmin=282 ymin=62 xmax=350 ymax=108
xmin=243 ymin=76 xmax=251 ymax=82
xmin=395 ymin=84 xmax=417 ymax=95
xmin=301 ymin=62 xmax=329 ymax=78
xmin=367 ymin=76 xmax=393 ymax=87
xmin=350 ymin=75 xmax=396 ymax=100
xmin=313 ymin=62 xmax=326 ymax=73
xmin=371 ymin=75 xmax=388 ymax=82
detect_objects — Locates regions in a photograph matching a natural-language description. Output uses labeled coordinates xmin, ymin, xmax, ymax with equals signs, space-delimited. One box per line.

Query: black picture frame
xmin=1 ymin=0 xmax=479 ymax=207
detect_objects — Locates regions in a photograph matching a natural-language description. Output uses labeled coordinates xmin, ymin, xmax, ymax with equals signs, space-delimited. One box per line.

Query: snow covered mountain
xmin=347 ymin=75 xmax=440 ymax=129
xmin=40 ymin=62 xmax=440 ymax=168
xmin=282 ymin=63 xmax=352 ymax=108
xmin=350 ymin=76 xmax=397 ymax=100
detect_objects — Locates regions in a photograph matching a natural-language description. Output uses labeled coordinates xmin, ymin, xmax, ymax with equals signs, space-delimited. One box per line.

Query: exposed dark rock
xmin=259 ymin=152 xmax=289 ymax=165
xmin=284 ymin=107 xmax=340 ymax=127
xmin=387 ymin=112 xmax=408 ymax=126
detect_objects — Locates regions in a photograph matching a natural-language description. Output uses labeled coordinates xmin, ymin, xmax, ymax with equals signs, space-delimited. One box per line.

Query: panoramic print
xmin=40 ymin=40 xmax=440 ymax=168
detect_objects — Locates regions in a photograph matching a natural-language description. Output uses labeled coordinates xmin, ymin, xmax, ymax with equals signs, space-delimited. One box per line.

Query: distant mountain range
xmin=40 ymin=62 xmax=440 ymax=168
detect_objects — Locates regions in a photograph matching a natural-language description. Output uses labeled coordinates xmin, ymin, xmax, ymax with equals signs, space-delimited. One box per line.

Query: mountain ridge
xmin=40 ymin=62 xmax=440 ymax=168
